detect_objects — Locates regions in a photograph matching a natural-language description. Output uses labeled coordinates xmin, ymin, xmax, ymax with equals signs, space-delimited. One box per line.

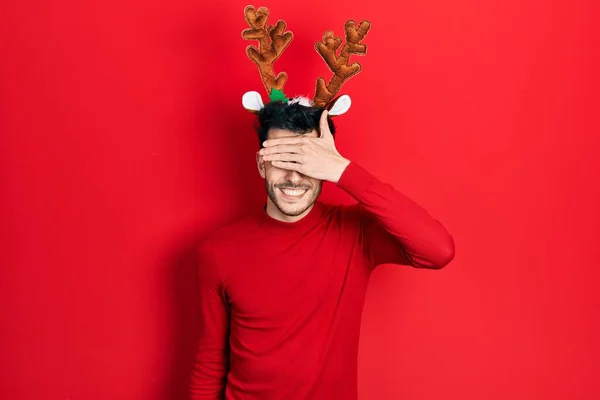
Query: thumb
xmin=319 ymin=110 xmax=332 ymax=139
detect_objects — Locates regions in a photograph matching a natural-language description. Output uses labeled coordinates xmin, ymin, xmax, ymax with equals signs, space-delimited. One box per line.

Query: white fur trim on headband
xmin=288 ymin=96 xmax=314 ymax=107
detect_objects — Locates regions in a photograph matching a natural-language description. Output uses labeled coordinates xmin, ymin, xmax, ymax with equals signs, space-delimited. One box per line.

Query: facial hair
xmin=266 ymin=179 xmax=322 ymax=217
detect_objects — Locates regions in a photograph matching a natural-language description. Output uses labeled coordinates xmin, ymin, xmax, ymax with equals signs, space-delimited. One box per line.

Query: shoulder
xmin=199 ymin=212 xmax=257 ymax=252
xmin=195 ymin=213 xmax=256 ymax=279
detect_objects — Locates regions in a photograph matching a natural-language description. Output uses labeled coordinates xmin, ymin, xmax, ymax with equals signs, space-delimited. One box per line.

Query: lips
xmin=279 ymin=187 xmax=308 ymax=200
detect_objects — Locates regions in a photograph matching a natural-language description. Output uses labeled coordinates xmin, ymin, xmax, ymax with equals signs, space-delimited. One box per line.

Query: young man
xmin=188 ymin=101 xmax=455 ymax=399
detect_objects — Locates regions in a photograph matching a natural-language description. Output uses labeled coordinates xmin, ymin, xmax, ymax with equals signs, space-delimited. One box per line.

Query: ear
xmin=256 ymin=150 xmax=266 ymax=179
xmin=327 ymin=95 xmax=351 ymax=116
xmin=243 ymin=91 xmax=264 ymax=113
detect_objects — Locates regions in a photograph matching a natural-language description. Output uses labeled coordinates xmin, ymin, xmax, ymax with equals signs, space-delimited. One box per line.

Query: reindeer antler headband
xmin=241 ymin=5 xmax=371 ymax=116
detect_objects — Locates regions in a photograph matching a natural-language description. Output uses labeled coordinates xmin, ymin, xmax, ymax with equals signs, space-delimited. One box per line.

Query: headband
xmin=241 ymin=5 xmax=371 ymax=116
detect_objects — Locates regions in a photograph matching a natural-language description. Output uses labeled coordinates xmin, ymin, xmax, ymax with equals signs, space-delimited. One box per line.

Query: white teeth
xmin=281 ymin=188 xmax=307 ymax=197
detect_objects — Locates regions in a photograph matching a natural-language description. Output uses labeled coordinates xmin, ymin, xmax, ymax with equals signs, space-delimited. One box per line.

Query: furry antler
xmin=313 ymin=20 xmax=371 ymax=108
xmin=242 ymin=5 xmax=293 ymax=98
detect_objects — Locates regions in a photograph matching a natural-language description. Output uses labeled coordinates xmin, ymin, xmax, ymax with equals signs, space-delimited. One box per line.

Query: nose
xmin=284 ymin=168 xmax=304 ymax=181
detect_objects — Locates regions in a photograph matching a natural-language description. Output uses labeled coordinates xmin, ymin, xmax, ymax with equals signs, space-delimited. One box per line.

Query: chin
xmin=274 ymin=189 xmax=316 ymax=215
xmin=279 ymin=204 xmax=310 ymax=217
xmin=277 ymin=198 xmax=312 ymax=216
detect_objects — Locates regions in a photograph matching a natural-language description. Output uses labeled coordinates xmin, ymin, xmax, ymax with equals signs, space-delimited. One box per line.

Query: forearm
xmin=189 ymin=353 xmax=228 ymax=399
xmin=336 ymin=161 xmax=455 ymax=269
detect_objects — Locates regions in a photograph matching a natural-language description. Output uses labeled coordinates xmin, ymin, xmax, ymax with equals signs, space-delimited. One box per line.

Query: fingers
xmin=263 ymin=136 xmax=308 ymax=147
xmin=271 ymin=160 xmax=302 ymax=172
xmin=260 ymin=144 xmax=303 ymax=155
xmin=319 ymin=110 xmax=330 ymax=138
xmin=262 ymin=152 xmax=302 ymax=163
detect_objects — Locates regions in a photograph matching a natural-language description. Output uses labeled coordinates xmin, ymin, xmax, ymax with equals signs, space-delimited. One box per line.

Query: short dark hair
xmin=254 ymin=100 xmax=336 ymax=148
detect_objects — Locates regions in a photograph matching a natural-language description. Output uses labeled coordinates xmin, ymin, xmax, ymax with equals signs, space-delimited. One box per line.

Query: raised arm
xmin=337 ymin=161 xmax=455 ymax=270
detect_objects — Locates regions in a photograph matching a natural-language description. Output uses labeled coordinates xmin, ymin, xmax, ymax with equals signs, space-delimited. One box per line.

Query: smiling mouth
xmin=279 ymin=187 xmax=309 ymax=199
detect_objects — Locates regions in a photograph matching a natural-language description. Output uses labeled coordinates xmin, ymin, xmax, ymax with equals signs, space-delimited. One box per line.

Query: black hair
xmin=254 ymin=100 xmax=336 ymax=148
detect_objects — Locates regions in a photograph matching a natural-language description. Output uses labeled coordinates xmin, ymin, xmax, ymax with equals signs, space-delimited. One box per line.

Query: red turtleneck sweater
xmin=189 ymin=161 xmax=455 ymax=400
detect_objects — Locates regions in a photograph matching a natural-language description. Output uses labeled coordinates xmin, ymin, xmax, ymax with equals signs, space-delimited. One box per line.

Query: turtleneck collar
xmin=256 ymin=200 xmax=326 ymax=231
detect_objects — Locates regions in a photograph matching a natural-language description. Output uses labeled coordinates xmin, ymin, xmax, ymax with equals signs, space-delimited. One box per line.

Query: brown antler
xmin=242 ymin=5 xmax=293 ymax=96
xmin=313 ymin=20 xmax=371 ymax=107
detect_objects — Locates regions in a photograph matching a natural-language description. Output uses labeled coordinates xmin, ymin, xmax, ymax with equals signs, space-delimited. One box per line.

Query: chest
xmin=222 ymin=227 xmax=369 ymax=321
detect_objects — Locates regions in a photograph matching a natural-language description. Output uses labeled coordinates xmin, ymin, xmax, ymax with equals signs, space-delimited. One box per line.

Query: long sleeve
xmin=189 ymin=239 xmax=230 ymax=399
xmin=336 ymin=161 xmax=455 ymax=270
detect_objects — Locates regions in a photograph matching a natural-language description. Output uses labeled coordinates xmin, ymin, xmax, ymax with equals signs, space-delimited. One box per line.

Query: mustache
xmin=277 ymin=184 xmax=312 ymax=190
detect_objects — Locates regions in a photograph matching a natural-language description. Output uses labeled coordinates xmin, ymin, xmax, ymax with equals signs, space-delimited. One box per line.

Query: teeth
xmin=281 ymin=188 xmax=307 ymax=197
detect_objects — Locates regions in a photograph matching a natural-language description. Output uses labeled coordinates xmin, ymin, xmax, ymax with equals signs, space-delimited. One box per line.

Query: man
xmin=188 ymin=100 xmax=455 ymax=399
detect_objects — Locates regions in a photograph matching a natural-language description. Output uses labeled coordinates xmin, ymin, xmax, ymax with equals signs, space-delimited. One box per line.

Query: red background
xmin=1 ymin=0 xmax=599 ymax=399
